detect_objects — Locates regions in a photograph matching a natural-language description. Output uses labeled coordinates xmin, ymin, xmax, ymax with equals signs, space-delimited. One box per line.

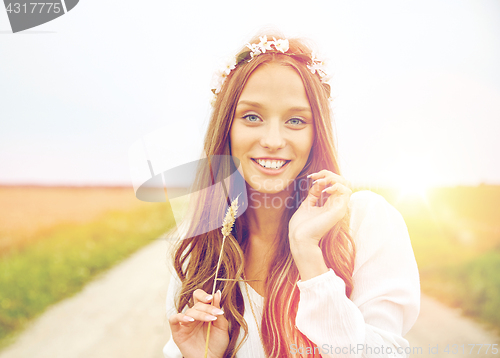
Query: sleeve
xmin=163 ymin=268 xmax=184 ymax=358
xmin=294 ymin=191 xmax=420 ymax=358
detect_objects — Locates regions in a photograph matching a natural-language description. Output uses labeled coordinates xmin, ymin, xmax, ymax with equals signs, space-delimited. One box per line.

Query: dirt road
xmin=0 ymin=238 xmax=498 ymax=358
xmin=0 ymin=238 xmax=172 ymax=358
xmin=405 ymin=295 xmax=499 ymax=357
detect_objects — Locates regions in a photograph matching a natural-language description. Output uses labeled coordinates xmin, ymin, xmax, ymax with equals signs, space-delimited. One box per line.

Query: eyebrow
xmin=237 ymin=100 xmax=312 ymax=113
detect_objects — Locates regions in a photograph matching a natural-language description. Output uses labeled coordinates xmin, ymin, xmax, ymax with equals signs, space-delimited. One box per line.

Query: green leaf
xmin=236 ymin=51 xmax=252 ymax=65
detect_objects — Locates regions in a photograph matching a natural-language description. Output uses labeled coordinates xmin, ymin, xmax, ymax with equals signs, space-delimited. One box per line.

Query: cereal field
xmin=0 ymin=186 xmax=175 ymax=347
xmin=0 ymin=186 xmax=150 ymax=254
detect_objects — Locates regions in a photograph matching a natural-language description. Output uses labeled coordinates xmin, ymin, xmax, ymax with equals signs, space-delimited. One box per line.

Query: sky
xmin=0 ymin=0 xmax=499 ymax=189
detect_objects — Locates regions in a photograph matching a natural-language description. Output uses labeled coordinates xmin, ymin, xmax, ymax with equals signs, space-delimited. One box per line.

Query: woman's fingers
xmin=320 ymin=183 xmax=352 ymax=224
xmin=308 ymin=170 xmax=352 ymax=189
xmin=213 ymin=289 xmax=222 ymax=309
xmin=322 ymin=182 xmax=352 ymax=196
xmin=303 ymin=179 xmax=324 ymax=206
xmin=175 ymin=289 xmax=224 ymax=323
xmin=168 ymin=312 xmax=196 ymax=330
xmin=321 ymin=182 xmax=340 ymax=194
xmin=169 ymin=289 xmax=225 ymax=330
xmin=211 ymin=290 xmax=228 ymax=330
xmin=183 ymin=307 xmax=219 ymax=322
xmin=322 ymin=183 xmax=352 ymax=206
xmin=193 ymin=288 xmax=213 ymax=305
xmin=194 ymin=287 xmax=224 ymax=311
xmin=306 ymin=171 xmax=351 ymax=206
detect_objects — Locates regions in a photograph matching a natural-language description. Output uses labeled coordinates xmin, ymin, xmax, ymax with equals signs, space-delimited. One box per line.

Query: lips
xmin=249 ymin=158 xmax=291 ymax=176
xmin=251 ymin=158 xmax=290 ymax=170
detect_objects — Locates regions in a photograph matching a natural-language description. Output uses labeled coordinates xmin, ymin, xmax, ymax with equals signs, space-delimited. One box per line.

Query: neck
xmin=241 ymin=186 xmax=294 ymax=297
xmin=242 ymin=186 xmax=293 ymax=282
xmin=244 ymin=185 xmax=292 ymax=240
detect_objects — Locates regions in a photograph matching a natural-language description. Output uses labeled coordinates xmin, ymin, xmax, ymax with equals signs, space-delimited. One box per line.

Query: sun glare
xmin=390 ymin=154 xmax=436 ymax=204
xmin=397 ymin=179 xmax=430 ymax=201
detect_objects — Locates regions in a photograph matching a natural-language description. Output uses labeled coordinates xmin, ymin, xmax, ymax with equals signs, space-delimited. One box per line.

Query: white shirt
xmin=163 ymin=190 xmax=420 ymax=358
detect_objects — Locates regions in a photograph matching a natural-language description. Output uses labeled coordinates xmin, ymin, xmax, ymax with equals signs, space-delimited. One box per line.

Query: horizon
xmin=1 ymin=0 xmax=499 ymax=188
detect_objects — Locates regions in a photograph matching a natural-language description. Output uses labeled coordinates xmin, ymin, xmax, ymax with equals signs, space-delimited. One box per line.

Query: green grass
xmin=2 ymin=185 xmax=499 ymax=348
xmin=422 ymin=251 xmax=500 ymax=329
xmin=365 ymin=185 xmax=500 ymax=332
xmin=0 ymin=202 xmax=175 ymax=349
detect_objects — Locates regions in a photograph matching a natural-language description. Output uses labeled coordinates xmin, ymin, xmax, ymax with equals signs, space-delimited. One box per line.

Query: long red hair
xmin=170 ymin=32 xmax=356 ymax=358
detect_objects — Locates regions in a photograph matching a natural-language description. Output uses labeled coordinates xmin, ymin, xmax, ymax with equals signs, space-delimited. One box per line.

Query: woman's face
xmin=230 ymin=62 xmax=314 ymax=194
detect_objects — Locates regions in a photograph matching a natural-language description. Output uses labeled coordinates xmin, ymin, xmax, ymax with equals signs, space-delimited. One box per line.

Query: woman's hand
xmin=168 ymin=289 xmax=229 ymax=358
xmin=289 ymin=170 xmax=352 ymax=248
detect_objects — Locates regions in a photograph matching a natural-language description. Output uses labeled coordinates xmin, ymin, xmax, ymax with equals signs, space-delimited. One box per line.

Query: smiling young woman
xmin=230 ymin=62 xmax=314 ymax=197
xmin=163 ymin=31 xmax=420 ymax=358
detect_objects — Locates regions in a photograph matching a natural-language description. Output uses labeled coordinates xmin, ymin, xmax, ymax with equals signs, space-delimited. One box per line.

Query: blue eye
xmin=244 ymin=114 xmax=260 ymax=122
xmin=288 ymin=118 xmax=306 ymax=125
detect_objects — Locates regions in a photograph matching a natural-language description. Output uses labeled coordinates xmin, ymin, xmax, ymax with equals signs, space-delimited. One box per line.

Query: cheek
xmin=299 ymin=131 xmax=314 ymax=159
xmin=229 ymin=124 xmax=251 ymax=158
xmin=229 ymin=126 xmax=237 ymax=155
xmin=307 ymin=138 xmax=314 ymax=156
xmin=229 ymin=127 xmax=243 ymax=177
xmin=229 ymin=136 xmax=237 ymax=160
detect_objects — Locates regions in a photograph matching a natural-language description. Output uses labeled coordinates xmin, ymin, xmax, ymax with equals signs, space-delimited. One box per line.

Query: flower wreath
xmin=210 ymin=35 xmax=331 ymax=104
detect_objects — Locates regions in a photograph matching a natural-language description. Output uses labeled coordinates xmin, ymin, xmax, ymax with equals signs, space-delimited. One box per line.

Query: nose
xmin=260 ymin=120 xmax=286 ymax=151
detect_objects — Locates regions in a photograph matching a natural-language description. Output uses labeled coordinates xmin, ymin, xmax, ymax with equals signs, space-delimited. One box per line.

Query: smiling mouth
xmin=252 ymin=158 xmax=290 ymax=170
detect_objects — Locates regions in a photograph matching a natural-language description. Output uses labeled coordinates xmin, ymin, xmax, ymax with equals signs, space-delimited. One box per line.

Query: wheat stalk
xmin=204 ymin=196 xmax=239 ymax=358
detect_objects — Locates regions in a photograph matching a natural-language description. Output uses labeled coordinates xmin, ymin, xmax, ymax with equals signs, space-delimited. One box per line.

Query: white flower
xmin=211 ymin=38 xmax=332 ymax=104
xmin=307 ymin=52 xmax=328 ymax=81
xmin=223 ymin=57 xmax=237 ymax=75
xmin=250 ymin=48 xmax=261 ymax=59
xmin=307 ymin=62 xmax=315 ymax=74
xmin=246 ymin=43 xmax=261 ymax=59
xmin=211 ymin=69 xmax=226 ymax=94
xmin=320 ymin=72 xmax=333 ymax=84
xmin=258 ymin=35 xmax=273 ymax=53
xmin=246 ymin=43 xmax=258 ymax=52
xmin=307 ymin=62 xmax=320 ymax=75
xmin=308 ymin=63 xmax=330 ymax=83
xmin=272 ymin=37 xmax=289 ymax=53
xmin=310 ymin=52 xmax=319 ymax=63
xmin=213 ymin=81 xmax=222 ymax=94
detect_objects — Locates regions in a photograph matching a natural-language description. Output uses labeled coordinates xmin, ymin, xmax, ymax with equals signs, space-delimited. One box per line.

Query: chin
xmin=246 ymin=178 xmax=292 ymax=194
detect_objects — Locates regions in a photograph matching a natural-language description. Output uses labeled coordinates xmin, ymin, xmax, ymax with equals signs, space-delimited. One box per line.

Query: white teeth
xmin=255 ymin=159 xmax=287 ymax=169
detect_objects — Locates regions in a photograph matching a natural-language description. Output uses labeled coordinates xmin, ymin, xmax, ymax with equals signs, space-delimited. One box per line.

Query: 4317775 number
xmin=6 ymin=3 xmax=62 ymax=14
